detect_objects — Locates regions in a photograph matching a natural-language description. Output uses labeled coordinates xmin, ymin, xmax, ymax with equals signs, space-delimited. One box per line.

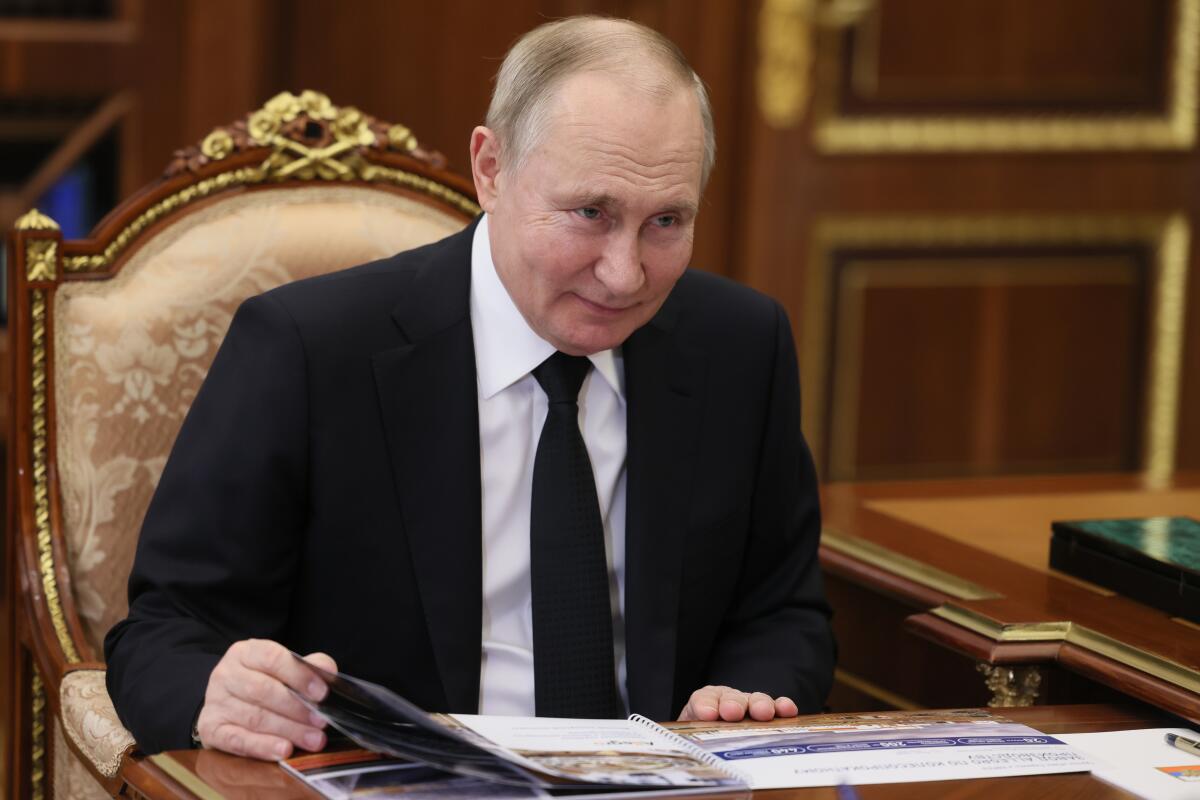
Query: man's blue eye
xmin=654 ymin=215 xmax=677 ymax=228
xmin=577 ymin=207 xmax=601 ymax=220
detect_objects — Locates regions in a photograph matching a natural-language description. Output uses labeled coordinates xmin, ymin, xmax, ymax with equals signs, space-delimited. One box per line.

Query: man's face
xmin=476 ymin=72 xmax=706 ymax=355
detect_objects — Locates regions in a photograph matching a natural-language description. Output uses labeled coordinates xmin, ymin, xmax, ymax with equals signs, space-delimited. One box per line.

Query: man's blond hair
xmin=486 ymin=16 xmax=716 ymax=185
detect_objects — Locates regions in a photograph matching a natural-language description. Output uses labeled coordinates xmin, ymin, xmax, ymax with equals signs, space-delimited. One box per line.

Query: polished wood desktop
xmin=820 ymin=472 xmax=1200 ymax=721
xmin=119 ymin=704 xmax=1168 ymax=799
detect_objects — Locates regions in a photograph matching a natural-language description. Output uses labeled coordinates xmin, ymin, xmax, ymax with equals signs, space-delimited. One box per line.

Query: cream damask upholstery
xmin=54 ymin=716 xmax=110 ymax=800
xmin=59 ymin=669 xmax=134 ymax=785
xmin=46 ymin=185 xmax=467 ymax=795
xmin=5 ymin=87 xmax=478 ymax=800
xmin=55 ymin=187 xmax=467 ymax=654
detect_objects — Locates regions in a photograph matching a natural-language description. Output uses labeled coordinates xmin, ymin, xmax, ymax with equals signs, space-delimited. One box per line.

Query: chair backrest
xmin=7 ymin=90 xmax=477 ymax=796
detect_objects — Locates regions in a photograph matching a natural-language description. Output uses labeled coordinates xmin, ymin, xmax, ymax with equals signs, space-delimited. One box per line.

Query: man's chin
xmin=550 ymin=322 xmax=636 ymax=356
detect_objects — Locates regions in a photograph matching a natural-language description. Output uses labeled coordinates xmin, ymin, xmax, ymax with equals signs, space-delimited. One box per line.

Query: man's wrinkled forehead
xmin=526 ymin=72 xmax=705 ymax=183
xmin=513 ymin=67 xmax=700 ymax=164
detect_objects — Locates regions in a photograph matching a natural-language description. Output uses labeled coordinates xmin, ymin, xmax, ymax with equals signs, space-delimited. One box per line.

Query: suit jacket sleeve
xmin=104 ymin=292 xmax=309 ymax=753
xmin=700 ymin=301 xmax=835 ymax=711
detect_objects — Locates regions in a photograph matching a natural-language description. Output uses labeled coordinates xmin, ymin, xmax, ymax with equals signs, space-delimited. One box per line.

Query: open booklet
xmin=286 ymin=655 xmax=1093 ymax=798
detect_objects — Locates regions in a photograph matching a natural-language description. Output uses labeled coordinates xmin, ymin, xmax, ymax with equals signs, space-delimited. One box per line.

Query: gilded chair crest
xmin=7 ymin=90 xmax=478 ymax=799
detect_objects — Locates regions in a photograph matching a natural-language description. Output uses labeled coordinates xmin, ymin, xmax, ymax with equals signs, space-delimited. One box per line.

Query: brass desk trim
xmin=823 ymin=529 xmax=1003 ymax=601
xmin=932 ymin=604 xmax=1200 ymax=695
xmin=148 ymin=754 xmax=226 ymax=800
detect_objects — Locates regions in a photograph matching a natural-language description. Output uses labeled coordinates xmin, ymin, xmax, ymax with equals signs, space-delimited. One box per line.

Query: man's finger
xmin=235 ymin=640 xmax=327 ymax=701
xmin=774 ymin=696 xmax=799 ymax=718
xmin=223 ymin=695 xmax=326 ymax=752
xmin=717 ymin=687 xmax=751 ymax=721
xmin=302 ymin=651 xmax=338 ymax=675
xmin=678 ymin=686 xmax=798 ymax=722
xmin=678 ymin=686 xmax=724 ymax=721
xmin=747 ymin=691 xmax=776 ymax=721
xmin=209 ymin=722 xmax=294 ymax=762
xmin=220 ymin=665 xmax=321 ymax=727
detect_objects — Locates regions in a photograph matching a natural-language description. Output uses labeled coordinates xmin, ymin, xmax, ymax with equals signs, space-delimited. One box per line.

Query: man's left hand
xmin=678 ymin=686 xmax=799 ymax=722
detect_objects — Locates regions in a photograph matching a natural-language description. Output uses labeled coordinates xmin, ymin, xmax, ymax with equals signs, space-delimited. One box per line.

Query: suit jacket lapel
xmin=371 ymin=223 xmax=482 ymax=712
xmin=622 ymin=291 xmax=707 ymax=720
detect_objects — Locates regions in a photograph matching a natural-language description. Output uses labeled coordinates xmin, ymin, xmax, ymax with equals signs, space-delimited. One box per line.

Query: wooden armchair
xmin=6 ymin=91 xmax=478 ymax=799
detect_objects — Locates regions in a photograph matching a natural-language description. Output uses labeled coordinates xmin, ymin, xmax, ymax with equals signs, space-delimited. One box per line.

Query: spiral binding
xmin=627 ymin=714 xmax=749 ymax=785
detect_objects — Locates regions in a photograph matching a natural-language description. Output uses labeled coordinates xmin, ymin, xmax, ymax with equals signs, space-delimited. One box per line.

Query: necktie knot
xmin=533 ymin=352 xmax=591 ymax=404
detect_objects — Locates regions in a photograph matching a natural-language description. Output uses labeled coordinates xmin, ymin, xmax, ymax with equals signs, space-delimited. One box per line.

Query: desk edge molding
xmin=147 ymin=754 xmax=227 ymax=800
xmin=822 ymin=528 xmax=1004 ymax=601
xmin=931 ymin=604 xmax=1200 ymax=694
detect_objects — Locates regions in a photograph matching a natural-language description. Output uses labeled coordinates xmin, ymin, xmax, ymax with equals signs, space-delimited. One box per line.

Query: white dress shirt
xmin=470 ymin=215 xmax=629 ymax=716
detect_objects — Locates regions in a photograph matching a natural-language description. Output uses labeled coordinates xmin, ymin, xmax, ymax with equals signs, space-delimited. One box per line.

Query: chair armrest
xmin=59 ymin=668 xmax=137 ymax=778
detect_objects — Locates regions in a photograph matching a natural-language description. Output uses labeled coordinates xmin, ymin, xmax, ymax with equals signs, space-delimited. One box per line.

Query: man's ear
xmin=469 ymin=126 xmax=502 ymax=213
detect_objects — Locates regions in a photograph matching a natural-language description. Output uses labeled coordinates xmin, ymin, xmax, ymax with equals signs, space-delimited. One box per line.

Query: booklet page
xmin=450 ymin=714 xmax=740 ymax=788
xmin=670 ymin=710 xmax=1092 ymax=789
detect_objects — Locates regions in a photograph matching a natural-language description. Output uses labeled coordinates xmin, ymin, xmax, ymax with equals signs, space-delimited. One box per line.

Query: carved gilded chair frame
xmin=6 ymin=90 xmax=479 ymax=799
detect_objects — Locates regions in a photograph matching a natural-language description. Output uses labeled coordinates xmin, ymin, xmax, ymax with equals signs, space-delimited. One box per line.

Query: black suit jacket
xmin=105 ymin=220 xmax=834 ymax=754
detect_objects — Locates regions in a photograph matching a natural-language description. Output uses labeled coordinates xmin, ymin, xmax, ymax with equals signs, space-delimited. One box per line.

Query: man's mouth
xmin=574 ymin=294 xmax=633 ymax=315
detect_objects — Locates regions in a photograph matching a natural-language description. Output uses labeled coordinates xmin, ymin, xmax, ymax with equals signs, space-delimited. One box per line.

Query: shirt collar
xmin=469 ymin=214 xmax=624 ymax=401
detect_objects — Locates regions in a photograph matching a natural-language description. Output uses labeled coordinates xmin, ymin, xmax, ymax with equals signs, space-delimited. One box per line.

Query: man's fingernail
xmin=304 ymin=731 xmax=323 ymax=750
xmin=274 ymin=741 xmax=289 ymax=759
xmin=310 ymin=712 xmax=326 ymax=728
xmin=308 ymin=680 xmax=325 ymax=699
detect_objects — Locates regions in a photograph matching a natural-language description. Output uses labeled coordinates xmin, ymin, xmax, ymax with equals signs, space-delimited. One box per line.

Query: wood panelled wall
xmin=743 ymin=0 xmax=1200 ymax=480
xmin=2 ymin=0 xmax=1198 ymax=477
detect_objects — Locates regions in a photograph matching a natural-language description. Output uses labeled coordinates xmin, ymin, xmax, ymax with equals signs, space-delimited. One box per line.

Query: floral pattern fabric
xmin=58 ymin=668 xmax=135 ymax=781
xmin=54 ymin=187 xmax=466 ymax=654
xmin=54 ymin=716 xmax=110 ymax=800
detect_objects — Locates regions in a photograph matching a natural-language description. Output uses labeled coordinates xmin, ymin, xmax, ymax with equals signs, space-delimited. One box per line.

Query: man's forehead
xmin=532 ymin=74 xmax=704 ymax=187
xmin=547 ymin=70 xmax=700 ymax=131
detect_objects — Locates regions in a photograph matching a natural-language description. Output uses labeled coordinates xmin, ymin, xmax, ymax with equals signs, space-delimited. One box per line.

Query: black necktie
xmin=530 ymin=352 xmax=620 ymax=718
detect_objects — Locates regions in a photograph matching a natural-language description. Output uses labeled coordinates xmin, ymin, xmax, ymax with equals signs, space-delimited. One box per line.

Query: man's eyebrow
xmin=663 ymin=200 xmax=699 ymax=218
xmin=571 ymin=192 xmax=619 ymax=208
xmin=567 ymin=193 xmax=698 ymax=218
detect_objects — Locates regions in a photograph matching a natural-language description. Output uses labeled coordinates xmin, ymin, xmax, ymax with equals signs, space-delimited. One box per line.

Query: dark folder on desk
xmin=1050 ymin=516 xmax=1200 ymax=622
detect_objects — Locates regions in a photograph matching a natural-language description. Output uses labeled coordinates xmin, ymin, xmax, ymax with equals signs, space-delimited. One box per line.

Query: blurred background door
xmin=741 ymin=0 xmax=1200 ymax=484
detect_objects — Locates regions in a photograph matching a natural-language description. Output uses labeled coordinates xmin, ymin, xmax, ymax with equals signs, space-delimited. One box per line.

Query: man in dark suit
xmin=106 ymin=16 xmax=834 ymax=759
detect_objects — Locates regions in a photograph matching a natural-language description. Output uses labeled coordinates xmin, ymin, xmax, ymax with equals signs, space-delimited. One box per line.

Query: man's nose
xmin=594 ymin=232 xmax=645 ymax=296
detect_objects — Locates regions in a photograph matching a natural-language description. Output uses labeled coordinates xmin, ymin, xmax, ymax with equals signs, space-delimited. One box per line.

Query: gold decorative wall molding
xmin=1145 ymin=216 xmax=1190 ymax=484
xmin=757 ymin=0 xmax=876 ymax=129
xmin=757 ymin=0 xmax=816 ymax=129
xmin=812 ymin=0 xmax=1200 ymax=152
xmin=804 ymin=215 xmax=1190 ymax=481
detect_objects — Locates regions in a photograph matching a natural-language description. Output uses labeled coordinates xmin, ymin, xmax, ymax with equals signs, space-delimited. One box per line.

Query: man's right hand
xmin=196 ymin=639 xmax=336 ymax=760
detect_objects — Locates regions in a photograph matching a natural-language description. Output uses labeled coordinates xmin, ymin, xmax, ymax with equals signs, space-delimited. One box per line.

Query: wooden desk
xmin=819 ymin=472 xmax=1200 ymax=721
xmin=120 ymin=704 xmax=1167 ymax=799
